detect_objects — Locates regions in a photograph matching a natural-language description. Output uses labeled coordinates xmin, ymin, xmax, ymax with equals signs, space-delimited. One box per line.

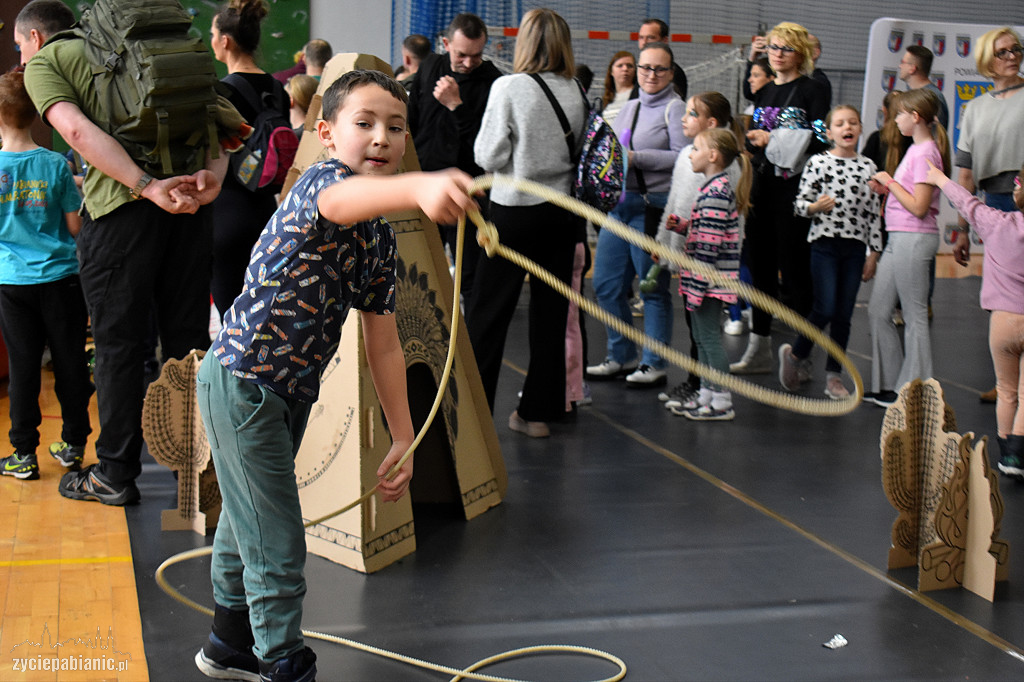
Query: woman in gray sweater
xmin=468 ymin=8 xmax=586 ymax=438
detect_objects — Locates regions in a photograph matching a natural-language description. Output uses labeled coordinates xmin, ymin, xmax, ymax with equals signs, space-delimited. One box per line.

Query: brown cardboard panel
xmin=289 ymin=54 xmax=506 ymax=573
xmin=880 ymin=379 xmax=1009 ymax=599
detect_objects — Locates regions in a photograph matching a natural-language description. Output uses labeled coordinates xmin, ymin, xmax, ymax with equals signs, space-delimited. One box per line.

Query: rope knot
xmin=473 ymin=213 xmax=501 ymax=258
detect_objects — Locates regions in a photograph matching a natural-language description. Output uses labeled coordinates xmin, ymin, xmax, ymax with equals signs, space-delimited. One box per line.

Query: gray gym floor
xmin=130 ymin=273 xmax=1024 ymax=681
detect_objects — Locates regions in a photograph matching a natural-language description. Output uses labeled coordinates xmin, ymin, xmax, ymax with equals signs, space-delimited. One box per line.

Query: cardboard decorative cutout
xmin=880 ymin=379 xmax=1008 ymax=600
xmin=286 ymin=54 xmax=507 ymax=573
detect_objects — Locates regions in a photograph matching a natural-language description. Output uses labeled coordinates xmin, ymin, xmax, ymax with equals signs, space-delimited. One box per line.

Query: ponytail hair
xmin=697 ymin=128 xmax=753 ymax=217
xmin=897 ymin=88 xmax=951 ymax=173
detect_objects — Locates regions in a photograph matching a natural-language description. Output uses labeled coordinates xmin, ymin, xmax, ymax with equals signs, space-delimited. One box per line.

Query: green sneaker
xmin=1 ymin=452 xmax=40 ymax=480
xmin=49 ymin=442 xmax=85 ymax=471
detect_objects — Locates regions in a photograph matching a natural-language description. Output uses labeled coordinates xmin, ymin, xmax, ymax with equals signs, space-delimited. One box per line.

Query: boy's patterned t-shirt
xmin=211 ymin=159 xmax=397 ymax=402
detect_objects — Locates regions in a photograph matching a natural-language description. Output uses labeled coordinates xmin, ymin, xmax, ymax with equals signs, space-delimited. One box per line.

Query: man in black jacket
xmin=408 ymin=12 xmax=501 ymax=302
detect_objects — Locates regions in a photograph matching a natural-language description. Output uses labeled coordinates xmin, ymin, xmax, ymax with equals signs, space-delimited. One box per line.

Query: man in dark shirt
xmin=407 ymin=12 xmax=500 ymax=302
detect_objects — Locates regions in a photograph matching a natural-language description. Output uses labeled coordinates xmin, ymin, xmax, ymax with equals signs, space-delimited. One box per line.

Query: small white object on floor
xmin=823 ymin=634 xmax=848 ymax=649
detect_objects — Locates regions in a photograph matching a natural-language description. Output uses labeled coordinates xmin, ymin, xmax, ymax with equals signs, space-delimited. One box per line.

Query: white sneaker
xmin=625 ymin=364 xmax=667 ymax=387
xmin=723 ymin=319 xmax=745 ymax=336
xmin=586 ymin=358 xmax=637 ymax=378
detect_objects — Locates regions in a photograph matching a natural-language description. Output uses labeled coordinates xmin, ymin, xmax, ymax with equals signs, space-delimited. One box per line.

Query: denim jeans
xmin=792 ymin=237 xmax=866 ymax=374
xmin=592 ymin=191 xmax=672 ymax=369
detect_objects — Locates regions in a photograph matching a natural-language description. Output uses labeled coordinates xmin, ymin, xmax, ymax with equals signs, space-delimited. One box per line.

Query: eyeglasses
xmin=637 ymin=65 xmax=672 ymax=75
xmin=767 ymin=44 xmax=797 ymax=55
xmin=994 ymin=45 xmax=1023 ymax=60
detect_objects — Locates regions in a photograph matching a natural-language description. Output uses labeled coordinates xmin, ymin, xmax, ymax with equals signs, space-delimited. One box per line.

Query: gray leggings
xmin=867 ymin=231 xmax=939 ymax=392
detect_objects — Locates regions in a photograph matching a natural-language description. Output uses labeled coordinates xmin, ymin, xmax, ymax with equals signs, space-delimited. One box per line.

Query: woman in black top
xmin=731 ymin=21 xmax=829 ymax=374
xmin=209 ymin=0 xmax=290 ymax=317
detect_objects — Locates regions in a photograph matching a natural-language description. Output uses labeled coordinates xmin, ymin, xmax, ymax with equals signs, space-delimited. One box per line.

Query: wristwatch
xmin=129 ymin=173 xmax=153 ymax=200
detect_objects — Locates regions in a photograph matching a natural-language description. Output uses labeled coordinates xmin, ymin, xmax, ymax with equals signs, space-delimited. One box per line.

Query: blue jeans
xmin=792 ymin=237 xmax=865 ymax=374
xmin=592 ymin=191 xmax=672 ymax=369
xmin=984 ymin=191 xmax=1016 ymax=211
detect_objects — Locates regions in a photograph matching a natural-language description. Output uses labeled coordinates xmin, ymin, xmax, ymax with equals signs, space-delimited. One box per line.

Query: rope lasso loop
xmin=463 ymin=174 xmax=864 ymax=417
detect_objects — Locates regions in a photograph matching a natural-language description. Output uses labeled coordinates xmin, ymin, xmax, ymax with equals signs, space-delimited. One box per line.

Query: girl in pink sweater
xmin=925 ymin=159 xmax=1024 ymax=480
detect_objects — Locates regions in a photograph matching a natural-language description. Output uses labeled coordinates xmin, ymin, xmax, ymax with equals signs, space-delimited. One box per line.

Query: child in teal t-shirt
xmin=0 ymin=70 xmax=90 ymax=480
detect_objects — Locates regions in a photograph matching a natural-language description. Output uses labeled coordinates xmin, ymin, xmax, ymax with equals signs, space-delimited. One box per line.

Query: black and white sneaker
xmin=659 ymin=382 xmax=699 ymax=410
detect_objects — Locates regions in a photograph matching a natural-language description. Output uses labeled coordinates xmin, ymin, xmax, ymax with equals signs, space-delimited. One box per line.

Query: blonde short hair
xmin=975 ymin=27 xmax=1023 ymax=79
xmin=766 ymin=22 xmax=814 ymax=75
xmin=512 ymin=8 xmax=575 ymax=78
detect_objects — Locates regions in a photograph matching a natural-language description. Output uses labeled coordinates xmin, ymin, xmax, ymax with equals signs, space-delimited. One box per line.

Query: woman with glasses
xmin=588 ymin=42 xmax=687 ymax=389
xmin=952 ymin=27 xmax=1024 ymax=264
xmin=730 ymin=22 xmax=829 ymax=374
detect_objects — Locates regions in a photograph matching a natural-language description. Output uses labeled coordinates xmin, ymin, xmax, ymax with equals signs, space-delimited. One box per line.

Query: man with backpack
xmin=20 ymin=0 xmax=240 ymax=505
xmin=407 ymin=12 xmax=501 ymax=304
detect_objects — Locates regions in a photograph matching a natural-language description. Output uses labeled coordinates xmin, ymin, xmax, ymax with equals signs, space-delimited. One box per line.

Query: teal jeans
xmin=197 ymin=352 xmax=312 ymax=663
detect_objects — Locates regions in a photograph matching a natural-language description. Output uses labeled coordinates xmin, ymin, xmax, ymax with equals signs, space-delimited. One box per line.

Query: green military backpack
xmin=56 ymin=0 xmax=221 ymax=177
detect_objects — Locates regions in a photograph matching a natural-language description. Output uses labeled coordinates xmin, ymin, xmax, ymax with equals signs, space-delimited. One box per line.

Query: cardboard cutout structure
xmin=142 ymin=350 xmax=221 ymax=534
xmin=880 ymin=379 xmax=1009 ymax=600
xmin=285 ymin=54 xmax=507 ymax=573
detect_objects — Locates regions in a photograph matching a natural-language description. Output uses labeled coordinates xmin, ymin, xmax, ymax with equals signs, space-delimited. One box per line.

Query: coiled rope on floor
xmin=157 ymin=171 xmax=862 ymax=680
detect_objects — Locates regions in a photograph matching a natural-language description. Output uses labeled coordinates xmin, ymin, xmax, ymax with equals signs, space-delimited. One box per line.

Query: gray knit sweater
xmin=473 ymin=72 xmax=587 ymax=206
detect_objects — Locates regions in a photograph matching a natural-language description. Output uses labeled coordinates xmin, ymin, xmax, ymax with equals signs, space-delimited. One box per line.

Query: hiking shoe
xmin=49 ymin=441 xmax=85 ymax=471
xmin=824 ymin=374 xmax=851 ymax=400
xmin=196 ymin=633 xmax=260 ymax=682
xmin=625 ymin=364 xmax=667 ymax=387
xmin=59 ymin=464 xmax=140 ymax=506
xmin=863 ymin=390 xmax=898 ymax=408
xmin=586 ymin=358 xmax=638 ymax=379
xmin=260 ymin=647 xmax=317 ymax=682
xmin=1 ymin=452 xmax=39 ymax=480
xmin=778 ymin=343 xmax=803 ymax=392
xmin=660 ymin=382 xmax=699 ymax=410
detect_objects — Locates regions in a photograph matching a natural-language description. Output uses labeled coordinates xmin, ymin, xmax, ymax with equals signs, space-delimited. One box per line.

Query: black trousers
xmin=0 ymin=276 xmax=92 ymax=453
xmin=76 ymin=200 xmax=213 ymax=483
xmin=745 ymin=169 xmax=813 ymax=336
xmin=439 ymin=193 xmax=489 ymax=304
xmin=465 ymin=201 xmax=579 ymax=423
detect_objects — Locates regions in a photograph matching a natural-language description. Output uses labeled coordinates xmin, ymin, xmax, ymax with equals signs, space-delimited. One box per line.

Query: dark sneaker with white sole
xmin=260 ymin=647 xmax=317 ymax=682
xmin=195 ymin=633 xmax=260 ymax=682
xmin=49 ymin=441 xmax=85 ymax=471
xmin=59 ymin=464 xmax=140 ymax=505
xmin=1 ymin=452 xmax=39 ymax=480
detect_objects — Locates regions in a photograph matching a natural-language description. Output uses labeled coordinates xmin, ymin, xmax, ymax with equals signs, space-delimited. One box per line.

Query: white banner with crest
xmin=862 ymin=18 xmax=1024 ymax=252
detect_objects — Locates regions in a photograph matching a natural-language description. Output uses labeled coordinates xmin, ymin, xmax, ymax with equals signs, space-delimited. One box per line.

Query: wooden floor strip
xmin=0 ymin=374 xmax=149 ymax=681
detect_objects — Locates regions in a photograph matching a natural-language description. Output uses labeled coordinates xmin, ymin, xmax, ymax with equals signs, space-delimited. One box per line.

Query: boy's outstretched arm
xmin=360 ymin=310 xmax=415 ymax=503
xmin=318 ymin=169 xmax=478 ymax=228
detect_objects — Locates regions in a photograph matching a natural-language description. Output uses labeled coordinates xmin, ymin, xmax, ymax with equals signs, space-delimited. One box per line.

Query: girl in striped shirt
xmin=666 ymin=128 xmax=751 ymax=420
